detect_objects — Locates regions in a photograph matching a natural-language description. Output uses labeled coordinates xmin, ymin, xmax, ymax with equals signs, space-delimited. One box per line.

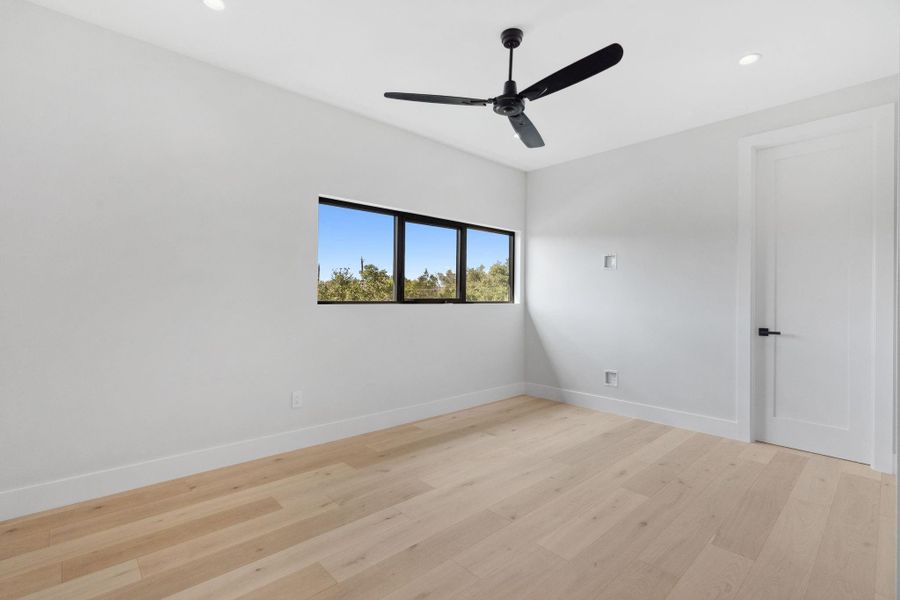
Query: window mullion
xmin=508 ymin=232 xmax=515 ymax=303
xmin=395 ymin=215 xmax=405 ymax=303
xmin=458 ymin=227 xmax=467 ymax=303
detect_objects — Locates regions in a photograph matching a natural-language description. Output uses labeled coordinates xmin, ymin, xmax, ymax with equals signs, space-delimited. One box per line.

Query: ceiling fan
xmin=384 ymin=28 xmax=623 ymax=148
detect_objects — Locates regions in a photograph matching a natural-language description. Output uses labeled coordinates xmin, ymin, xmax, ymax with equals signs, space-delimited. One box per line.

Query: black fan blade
xmin=509 ymin=113 xmax=545 ymax=148
xmin=519 ymin=43 xmax=623 ymax=102
xmin=384 ymin=92 xmax=490 ymax=106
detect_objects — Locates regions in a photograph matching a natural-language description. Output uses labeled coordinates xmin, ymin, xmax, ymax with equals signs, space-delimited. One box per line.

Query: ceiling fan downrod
xmin=501 ymin=27 xmax=523 ymax=83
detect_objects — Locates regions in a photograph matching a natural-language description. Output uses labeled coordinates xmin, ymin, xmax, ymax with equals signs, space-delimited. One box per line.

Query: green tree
xmin=466 ymin=259 xmax=510 ymax=301
xmin=405 ymin=268 xmax=457 ymax=299
xmin=318 ymin=264 xmax=393 ymax=302
xmin=359 ymin=263 xmax=394 ymax=301
xmin=318 ymin=259 xmax=509 ymax=302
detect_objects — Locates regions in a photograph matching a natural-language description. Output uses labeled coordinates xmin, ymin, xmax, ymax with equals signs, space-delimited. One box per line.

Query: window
xmin=317 ymin=198 xmax=514 ymax=304
xmin=404 ymin=222 xmax=459 ymax=300
xmin=317 ymin=202 xmax=394 ymax=302
xmin=466 ymin=228 xmax=512 ymax=302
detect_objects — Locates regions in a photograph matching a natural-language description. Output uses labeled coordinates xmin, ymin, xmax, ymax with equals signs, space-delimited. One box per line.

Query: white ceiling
xmin=27 ymin=0 xmax=900 ymax=171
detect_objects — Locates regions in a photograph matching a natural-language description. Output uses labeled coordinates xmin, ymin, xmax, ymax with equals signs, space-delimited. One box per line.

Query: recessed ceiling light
xmin=513 ymin=133 xmax=520 ymax=139
xmin=739 ymin=53 xmax=762 ymax=66
xmin=204 ymin=0 xmax=225 ymax=11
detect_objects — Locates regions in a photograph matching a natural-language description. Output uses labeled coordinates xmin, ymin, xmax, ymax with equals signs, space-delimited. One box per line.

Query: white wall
xmin=525 ymin=76 xmax=898 ymax=438
xmin=0 ymin=0 xmax=525 ymax=518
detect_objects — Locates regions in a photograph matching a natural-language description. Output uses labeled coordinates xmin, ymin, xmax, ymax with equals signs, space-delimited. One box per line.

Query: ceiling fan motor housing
xmin=501 ymin=28 xmax=523 ymax=49
xmin=493 ymin=80 xmax=524 ymax=116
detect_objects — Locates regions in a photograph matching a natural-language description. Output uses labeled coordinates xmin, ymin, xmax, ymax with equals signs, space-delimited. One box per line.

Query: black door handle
xmin=758 ymin=327 xmax=781 ymax=337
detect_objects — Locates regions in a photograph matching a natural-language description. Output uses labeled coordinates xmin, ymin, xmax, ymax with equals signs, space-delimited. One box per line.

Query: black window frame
xmin=317 ymin=197 xmax=515 ymax=305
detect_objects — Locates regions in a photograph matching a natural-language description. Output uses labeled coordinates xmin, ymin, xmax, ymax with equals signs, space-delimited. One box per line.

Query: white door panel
xmin=755 ymin=128 xmax=875 ymax=463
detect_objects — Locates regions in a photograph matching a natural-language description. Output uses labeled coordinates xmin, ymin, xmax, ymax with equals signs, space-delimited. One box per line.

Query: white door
xmin=752 ymin=108 xmax=894 ymax=464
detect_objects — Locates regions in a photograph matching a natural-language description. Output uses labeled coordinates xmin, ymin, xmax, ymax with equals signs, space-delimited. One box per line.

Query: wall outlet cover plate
xmin=604 ymin=370 xmax=618 ymax=387
xmin=603 ymin=254 xmax=617 ymax=270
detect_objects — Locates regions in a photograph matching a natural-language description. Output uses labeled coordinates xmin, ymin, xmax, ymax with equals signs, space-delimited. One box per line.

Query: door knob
xmin=758 ymin=327 xmax=781 ymax=337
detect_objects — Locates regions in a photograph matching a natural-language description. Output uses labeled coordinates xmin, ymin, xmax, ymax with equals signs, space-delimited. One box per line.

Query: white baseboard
xmin=0 ymin=382 xmax=526 ymax=522
xmin=526 ymin=383 xmax=741 ymax=440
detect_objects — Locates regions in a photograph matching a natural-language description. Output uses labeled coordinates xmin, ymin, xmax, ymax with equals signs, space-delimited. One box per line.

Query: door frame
xmin=736 ymin=104 xmax=897 ymax=472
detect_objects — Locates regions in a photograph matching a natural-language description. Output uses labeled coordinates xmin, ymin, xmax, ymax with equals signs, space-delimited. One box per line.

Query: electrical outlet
xmin=604 ymin=370 xmax=618 ymax=387
xmin=291 ymin=390 xmax=303 ymax=409
xmin=603 ymin=254 xmax=617 ymax=270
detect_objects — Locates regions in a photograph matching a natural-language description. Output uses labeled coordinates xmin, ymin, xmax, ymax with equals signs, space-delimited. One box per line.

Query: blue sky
xmin=318 ymin=204 xmax=393 ymax=277
xmin=405 ymin=222 xmax=456 ymax=276
xmin=318 ymin=204 xmax=509 ymax=279
xmin=466 ymin=228 xmax=511 ymax=270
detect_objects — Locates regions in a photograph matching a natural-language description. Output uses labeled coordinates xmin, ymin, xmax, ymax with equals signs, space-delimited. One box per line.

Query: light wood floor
xmin=0 ymin=396 xmax=895 ymax=600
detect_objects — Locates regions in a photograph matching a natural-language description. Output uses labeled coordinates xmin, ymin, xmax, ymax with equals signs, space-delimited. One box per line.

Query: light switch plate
xmin=291 ymin=390 xmax=303 ymax=409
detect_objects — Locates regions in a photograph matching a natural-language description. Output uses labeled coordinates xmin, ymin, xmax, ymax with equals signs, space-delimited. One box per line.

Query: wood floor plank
xmin=310 ymin=510 xmax=510 ymax=600
xmin=600 ymin=559 xmax=679 ymax=600
xmin=538 ymin=487 xmax=648 ymax=559
xmin=875 ymin=475 xmax=897 ymax=600
xmin=480 ymin=401 xmax=584 ymax=438
xmin=557 ymin=439 xmax=748 ymax=600
xmin=875 ymin=518 xmax=896 ymax=600
xmin=60 ymin=497 xmax=282 ymax=581
xmin=320 ymin=434 xmax=498 ymax=505
xmin=488 ymin=463 xmax=589 ymax=522
xmin=787 ymin=454 xmax=843 ymax=507
xmin=46 ymin=461 xmax=355 ymax=545
xmin=131 ymin=509 xmax=411 ymax=600
xmin=880 ymin=474 xmax=896 ymax=518
xmin=318 ymin=511 xmax=446 ymax=582
xmin=232 ymin=562 xmax=336 ymax=600
xmin=136 ymin=493 xmax=336 ymax=577
xmin=802 ymin=473 xmax=882 ymax=600
xmin=841 ymin=461 xmax=883 ymax=482
xmin=456 ymin=456 xmax=655 ymax=577
xmin=380 ymin=561 xmax=475 ymax=600
xmin=489 ymin=427 xmax=695 ymax=524
xmin=415 ymin=397 xmax=549 ymax=433
xmin=0 ymin=480 xmax=191 ymax=547
xmin=0 ymin=468 xmax=339 ymax=580
xmin=457 ymin=436 xmax=735 ymax=580
xmin=417 ymin=442 xmax=530 ymax=489
xmin=0 ymin=563 xmax=61 ymax=599
xmin=623 ymin=433 xmax=720 ymax=497
xmin=21 ymin=560 xmax=140 ymax=600
xmin=639 ymin=457 xmax=764 ymax=577
xmin=449 ymin=545 xmax=565 ymax=600
xmin=364 ymin=425 xmax=440 ymax=453
xmin=732 ymin=498 xmax=830 ymax=600
xmin=399 ymin=457 xmax=567 ymax=525
xmin=485 ymin=402 xmax=626 ymax=454
xmin=569 ymin=422 xmax=674 ymax=473
xmin=507 ymin=417 xmax=625 ymax=457
xmin=712 ymin=451 xmax=808 ymax=559
xmin=95 ymin=480 xmax=431 ymax=600
xmin=550 ymin=419 xmax=661 ymax=466
xmin=0 ymin=529 xmax=49 ymax=562
xmin=0 ymin=397 xmax=890 ymax=600
xmin=136 ymin=475 xmax=417 ymax=579
xmin=737 ymin=443 xmax=779 ymax=464
xmin=665 ymin=544 xmax=753 ymax=600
